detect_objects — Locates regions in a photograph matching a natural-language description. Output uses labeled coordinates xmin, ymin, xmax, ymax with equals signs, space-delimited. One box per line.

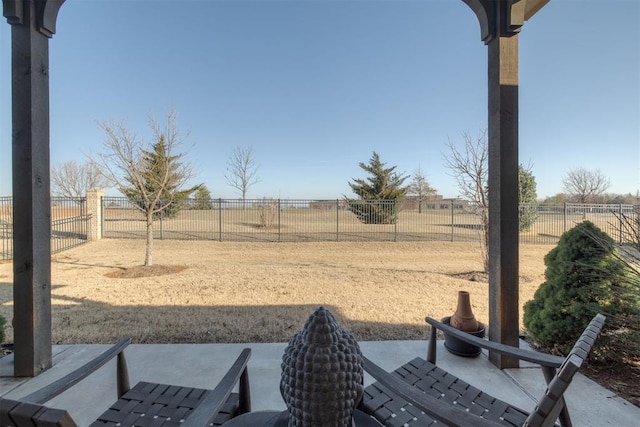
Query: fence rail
xmin=101 ymin=197 xmax=638 ymax=245
xmin=1 ymin=196 xmax=88 ymax=260
xmin=1 ymin=196 xmax=637 ymax=261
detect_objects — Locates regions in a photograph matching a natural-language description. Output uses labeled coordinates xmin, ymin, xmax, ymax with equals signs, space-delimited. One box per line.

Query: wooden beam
xmin=4 ymin=0 xmax=65 ymax=377
xmin=463 ymin=0 xmax=549 ymax=369
xmin=487 ymin=33 xmax=520 ymax=369
xmin=525 ymin=0 xmax=550 ymax=21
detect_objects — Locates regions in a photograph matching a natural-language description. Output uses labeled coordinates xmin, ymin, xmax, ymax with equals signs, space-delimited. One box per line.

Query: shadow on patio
xmin=1 ymin=304 xmax=639 ymax=426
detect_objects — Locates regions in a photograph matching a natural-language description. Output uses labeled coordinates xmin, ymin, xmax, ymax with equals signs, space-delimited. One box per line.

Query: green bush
xmin=518 ymin=202 xmax=538 ymax=232
xmin=523 ymin=221 xmax=640 ymax=361
xmin=192 ymin=185 xmax=214 ymax=210
xmin=518 ymin=165 xmax=538 ymax=232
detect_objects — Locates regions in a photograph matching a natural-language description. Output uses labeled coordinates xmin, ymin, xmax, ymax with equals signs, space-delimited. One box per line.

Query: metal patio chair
xmin=1 ymin=338 xmax=251 ymax=426
xmin=360 ymin=314 xmax=606 ymax=427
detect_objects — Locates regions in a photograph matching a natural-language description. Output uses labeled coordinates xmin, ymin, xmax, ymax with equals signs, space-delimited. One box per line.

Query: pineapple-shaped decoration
xmin=280 ymin=307 xmax=363 ymax=426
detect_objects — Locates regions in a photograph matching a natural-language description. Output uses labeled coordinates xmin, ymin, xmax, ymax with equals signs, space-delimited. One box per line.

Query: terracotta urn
xmin=443 ymin=291 xmax=485 ymax=357
xmin=450 ymin=291 xmax=479 ymax=332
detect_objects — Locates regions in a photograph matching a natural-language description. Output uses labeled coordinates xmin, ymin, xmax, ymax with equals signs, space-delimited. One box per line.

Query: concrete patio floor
xmin=1 ymin=340 xmax=638 ymax=426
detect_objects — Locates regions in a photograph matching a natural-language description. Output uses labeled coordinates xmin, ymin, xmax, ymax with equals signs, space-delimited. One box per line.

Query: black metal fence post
xmin=218 ymin=198 xmax=223 ymax=242
xmin=450 ymin=199 xmax=455 ymax=242
xmin=393 ymin=200 xmax=398 ymax=242
xmin=100 ymin=196 xmax=105 ymax=239
xmin=618 ymin=204 xmax=623 ymax=243
xmin=278 ymin=199 xmax=282 ymax=242
xmin=336 ymin=199 xmax=340 ymax=242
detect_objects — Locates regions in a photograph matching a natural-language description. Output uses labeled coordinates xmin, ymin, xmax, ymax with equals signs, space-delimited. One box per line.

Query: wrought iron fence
xmin=1 ymin=196 xmax=636 ymax=261
xmin=51 ymin=197 xmax=89 ymax=254
xmin=518 ymin=203 xmax=639 ymax=245
xmin=0 ymin=197 xmax=11 ymax=260
xmin=101 ymin=197 xmax=638 ymax=245
xmin=0 ymin=196 xmax=89 ymax=260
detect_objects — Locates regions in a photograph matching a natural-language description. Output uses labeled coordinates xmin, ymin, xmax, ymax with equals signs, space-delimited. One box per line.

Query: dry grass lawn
xmin=0 ymin=239 xmax=553 ymax=344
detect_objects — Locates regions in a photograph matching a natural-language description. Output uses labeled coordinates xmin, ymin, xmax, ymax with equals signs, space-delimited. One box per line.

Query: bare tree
xmin=96 ymin=111 xmax=197 ymax=266
xmin=444 ymin=130 xmax=489 ymax=272
xmin=51 ymin=159 xmax=110 ymax=198
xmin=562 ymin=168 xmax=611 ymax=203
xmin=225 ymin=146 xmax=261 ymax=204
xmin=408 ymin=165 xmax=436 ymax=214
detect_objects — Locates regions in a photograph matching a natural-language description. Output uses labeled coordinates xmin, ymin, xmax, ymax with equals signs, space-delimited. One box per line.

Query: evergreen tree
xmin=346 ymin=152 xmax=409 ymax=224
xmin=193 ymin=185 xmax=214 ymax=210
xmin=518 ymin=164 xmax=538 ymax=231
xmin=123 ymin=135 xmax=200 ymax=219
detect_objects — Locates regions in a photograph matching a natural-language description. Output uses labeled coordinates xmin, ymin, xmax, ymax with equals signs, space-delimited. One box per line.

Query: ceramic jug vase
xmin=450 ymin=291 xmax=479 ymax=332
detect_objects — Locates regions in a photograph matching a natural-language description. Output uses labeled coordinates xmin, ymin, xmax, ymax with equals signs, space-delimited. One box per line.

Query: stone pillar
xmin=3 ymin=0 xmax=65 ymax=377
xmin=463 ymin=0 xmax=549 ymax=369
xmin=86 ymin=189 xmax=104 ymax=241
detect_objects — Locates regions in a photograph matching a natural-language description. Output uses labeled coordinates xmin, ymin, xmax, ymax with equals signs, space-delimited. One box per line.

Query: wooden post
xmin=462 ymin=0 xmax=549 ymax=368
xmin=3 ymin=0 xmax=65 ymax=377
xmin=488 ymin=33 xmax=520 ymax=368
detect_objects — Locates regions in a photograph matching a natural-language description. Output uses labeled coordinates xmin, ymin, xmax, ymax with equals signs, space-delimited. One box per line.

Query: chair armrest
xmin=21 ymin=338 xmax=132 ymax=405
xmin=182 ymin=348 xmax=252 ymax=427
xmin=363 ymin=356 xmax=504 ymax=427
xmin=426 ymin=317 xmax=564 ymax=368
xmin=1 ymin=398 xmax=78 ymax=427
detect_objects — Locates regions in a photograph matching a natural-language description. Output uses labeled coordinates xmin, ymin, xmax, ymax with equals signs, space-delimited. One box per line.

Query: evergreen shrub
xmin=523 ymin=221 xmax=640 ymax=361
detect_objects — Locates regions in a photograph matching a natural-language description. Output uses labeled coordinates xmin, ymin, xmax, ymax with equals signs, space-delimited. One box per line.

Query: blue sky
xmin=1 ymin=0 xmax=639 ymax=200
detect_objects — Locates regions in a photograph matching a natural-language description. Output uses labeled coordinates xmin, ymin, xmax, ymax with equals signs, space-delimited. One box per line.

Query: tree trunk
xmin=242 ymin=188 xmax=247 ymax=210
xmin=145 ymin=210 xmax=154 ymax=266
xmin=481 ymin=208 xmax=489 ymax=273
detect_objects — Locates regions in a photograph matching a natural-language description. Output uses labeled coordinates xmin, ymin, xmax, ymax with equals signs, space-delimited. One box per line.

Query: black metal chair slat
xmin=360 ymin=314 xmax=606 ymax=427
xmin=1 ymin=342 xmax=251 ymax=427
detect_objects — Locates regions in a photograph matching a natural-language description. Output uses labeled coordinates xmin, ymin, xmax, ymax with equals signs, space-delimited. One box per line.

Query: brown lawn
xmin=0 ymin=239 xmax=551 ymax=344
